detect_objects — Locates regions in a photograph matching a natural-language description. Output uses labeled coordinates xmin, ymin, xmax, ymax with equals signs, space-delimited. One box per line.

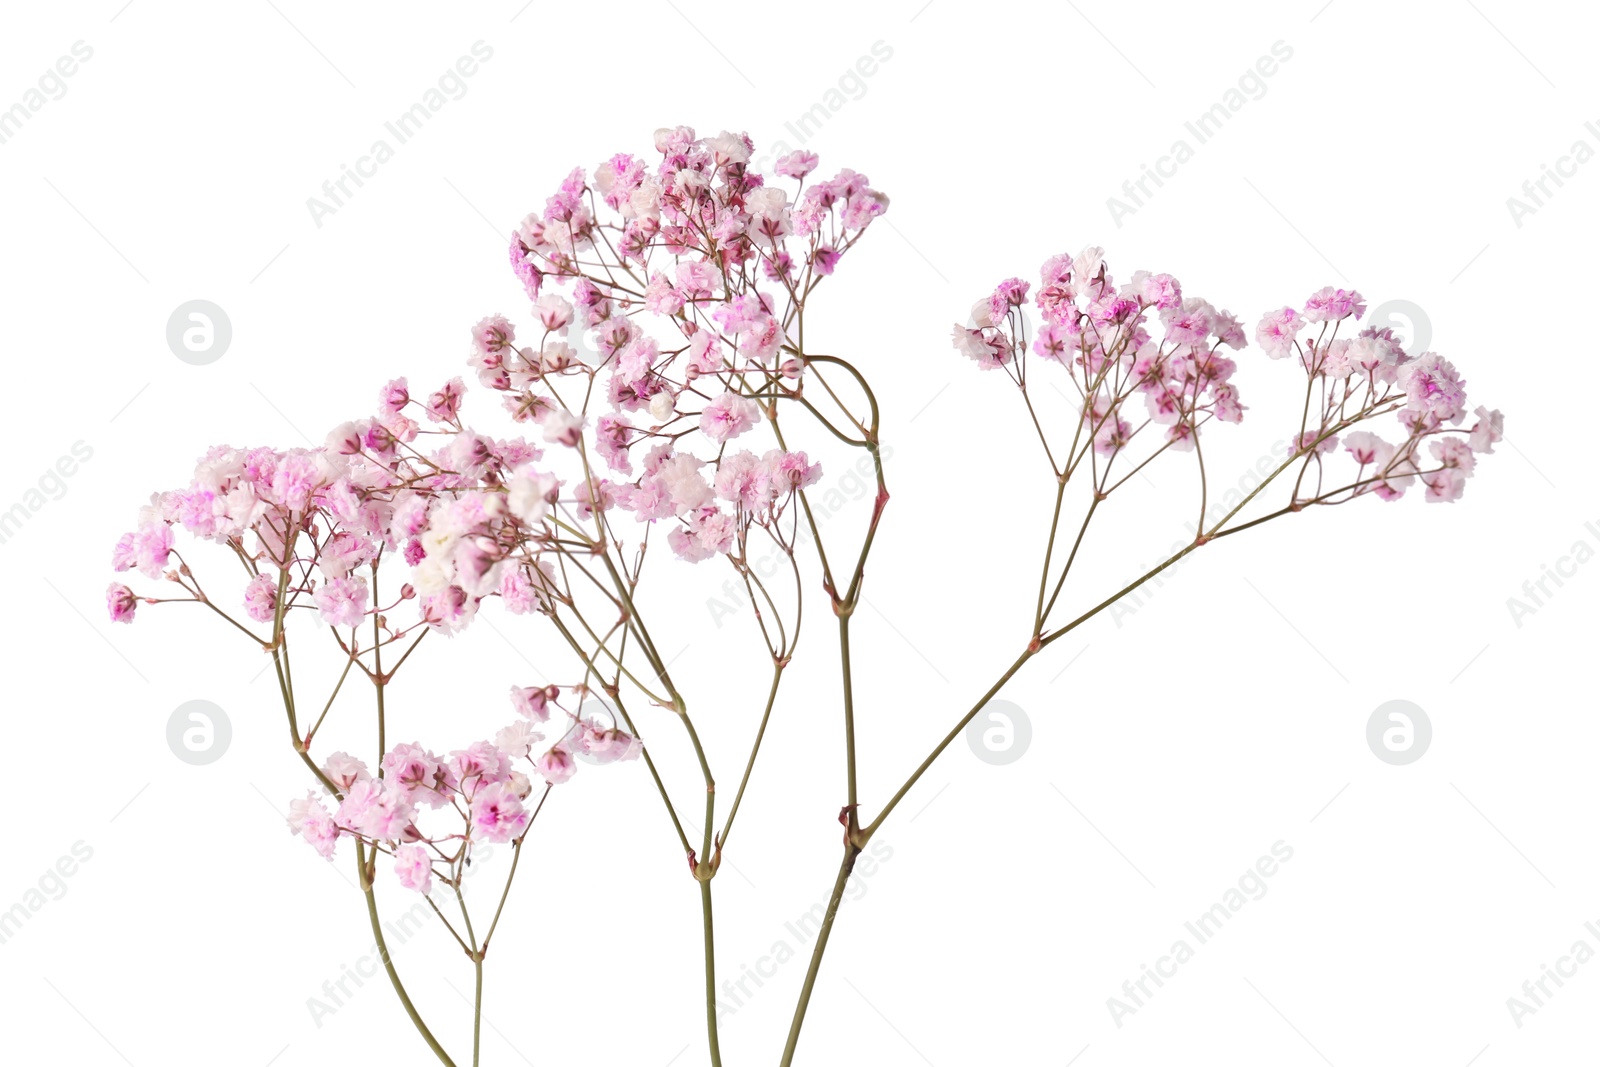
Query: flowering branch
xmin=105 ymin=126 xmax=1499 ymax=1066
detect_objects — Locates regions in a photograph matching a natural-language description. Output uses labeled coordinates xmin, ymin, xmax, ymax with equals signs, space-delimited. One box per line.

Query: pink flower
xmin=378 ymin=377 xmax=410 ymax=416
xmin=107 ymin=583 xmax=138 ymax=624
xmin=533 ymin=745 xmax=577 ymax=785
xmin=393 ymin=844 xmax=433 ymax=894
xmin=1255 ymin=307 xmax=1304 ymax=359
xmin=425 ymin=378 xmax=466 ymax=423
xmin=383 ymin=743 xmax=448 ymax=807
xmin=764 ymin=449 xmax=822 ymax=494
xmin=581 ymin=724 xmax=642 ymax=765
xmin=495 ymin=721 xmax=543 ymax=759
xmin=1468 ymin=406 xmax=1504 ymax=454
xmin=1303 ymin=286 xmax=1366 ymax=323
xmin=1342 ymin=431 xmax=1392 ymax=468
xmin=668 ymin=506 xmax=736 ymax=562
xmin=1400 ymin=353 xmax=1468 ymax=427
xmin=539 ymin=408 xmax=584 ymax=447
xmin=314 ymin=576 xmax=369 ymax=628
xmin=776 ymin=150 xmax=819 ymax=179
xmin=535 ymin=293 xmax=574 ymax=332
xmin=511 ymin=684 xmax=558 ymax=722
xmin=288 ymin=792 xmax=339 ymax=860
xmin=243 ymin=573 xmax=277 ymax=622
xmin=471 ymin=781 xmax=529 ymax=842
xmin=322 ymin=751 xmax=371 ymax=792
xmin=700 ymin=392 xmax=762 ymax=444
xmin=450 ymin=741 xmax=512 ymax=791
xmin=472 ymin=315 xmax=516 ymax=361
xmin=113 ymin=523 xmax=173 ymax=578
xmin=336 ymin=779 xmax=416 ymax=841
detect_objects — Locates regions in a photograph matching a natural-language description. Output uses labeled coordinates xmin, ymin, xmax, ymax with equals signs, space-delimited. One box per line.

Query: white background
xmin=1 ymin=2 xmax=1595 ymax=1065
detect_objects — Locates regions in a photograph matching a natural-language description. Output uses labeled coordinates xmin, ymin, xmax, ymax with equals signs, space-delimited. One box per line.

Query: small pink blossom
xmin=288 ymin=792 xmax=339 ymax=860
xmin=107 ymin=583 xmax=138 ymax=624
xmin=243 ymin=573 xmax=277 ymax=622
xmin=393 ymin=844 xmax=434 ymax=894
xmin=314 ymin=576 xmax=369 ymax=628
xmin=471 ymin=781 xmax=529 ymax=842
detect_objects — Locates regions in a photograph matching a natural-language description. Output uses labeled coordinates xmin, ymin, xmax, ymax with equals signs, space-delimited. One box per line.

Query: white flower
xmin=704 ymin=130 xmax=749 ymax=164
xmin=507 ymin=465 xmax=558 ymax=524
xmin=539 ymin=408 xmax=584 ymax=447
xmin=649 ymin=391 xmax=676 ymax=423
xmin=746 ymin=186 xmax=788 ymax=222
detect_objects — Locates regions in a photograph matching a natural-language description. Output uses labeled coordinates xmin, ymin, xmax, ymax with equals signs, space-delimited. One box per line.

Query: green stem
xmin=778 ymin=845 xmax=859 ymax=1067
xmin=358 ymin=841 xmax=458 ymax=1066
xmin=701 ymin=879 xmax=723 ymax=1067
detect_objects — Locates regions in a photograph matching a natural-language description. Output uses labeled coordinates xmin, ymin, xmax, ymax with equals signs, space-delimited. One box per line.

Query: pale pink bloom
xmin=1125 ymin=270 xmax=1183 ymax=310
xmin=1468 ymin=406 xmax=1504 ymax=453
xmin=1422 ymin=467 xmax=1469 ymax=503
xmin=420 ymin=584 xmax=479 ymax=634
xmin=539 ymin=408 xmax=584 ymax=447
xmin=951 ymin=324 xmax=1008 ymax=369
xmin=314 ymin=576 xmax=369 ymax=628
xmin=322 ymin=751 xmax=371 ymax=792
xmin=776 ymin=150 xmax=819 ymax=179
xmin=1255 ymin=307 xmax=1304 ymax=359
xmin=472 ymin=315 xmax=516 ymax=361
xmin=715 ymin=451 xmax=771 ymax=512
xmin=471 ymin=781 xmax=530 ymax=842
xmin=582 ymin=724 xmax=643 ymax=764
xmin=764 ymin=449 xmax=822 ymax=493
xmin=668 ymin=507 xmax=736 ymax=562
xmin=425 ymin=378 xmax=466 ymax=423
xmin=288 ymin=792 xmax=339 ymax=860
xmin=676 ymin=261 xmax=718 ymax=299
xmin=1295 ymin=431 xmax=1337 ymax=454
xmin=378 ymin=377 xmax=410 ymax=416
xmin=335 ymin=779 xmax=415 ymax=842
xmin=511 ymin=684 xmax=557 ymax=723
xmin=393 ymin=844 xmax=433 ymax=894
xmin=113 ymin=523 xmax=173 ymax=579
xmin=1160 ymin=299 xmax=1212 ymax=345
xmin=243 ymin=573 xmax=277 ymax=622
xmin=1431 ymin=436 xmax=1477 ymax=474
xmin=495 ymin=721 xmax=543 ymax=759
xmin=535 ymin=293 xmax=574 ymax=332
xmin=739 ymin=316 xmax=784 ymax=363
xmin=1343 ymin=431 xmax=1391 ymax=468
xmin=700 ymin=392 xmax=762 ymax=443
xmin=1400 ymin=353 xmax=1468 ymax=426
xmin=450 ymin=741 xmax=512 ymax=790
xmin=1093 ymin=416 xmax=1132 ymax=457
xmin=499 ymin=566 xmax=545 ymax=615
xmin=533 ymin=746 xmax=577 ymax=785
xmin=319 ymin=531 xmax=374 ymax=580
xmin=704 ymin=130 xmax=750 ymax=164
xmin=106 ymin=583 xmax=138 ymax=624
xmin=657 ymin=452 xmax=714 ymax=514
xmin=507 ymin=465 xmax=559 ymax=523
xmin=383 ymin=743 xmax=448 ymax=807
xmin=1303 ymin=286 xmax=1366 ymax=323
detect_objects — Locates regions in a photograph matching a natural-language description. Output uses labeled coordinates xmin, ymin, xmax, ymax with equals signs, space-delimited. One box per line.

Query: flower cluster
xmin=107 ymin=126 xmax=880 ymax=906
xmin=954 ymin=249 xmax=1503 ymax=508
xmin=1253 ymin=288 xmax=1502 ymax=503
xmin=288 ymin=685 xmax=638 ymax=888
xmin=954 ymin=248 xmax=1247 ymax=458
